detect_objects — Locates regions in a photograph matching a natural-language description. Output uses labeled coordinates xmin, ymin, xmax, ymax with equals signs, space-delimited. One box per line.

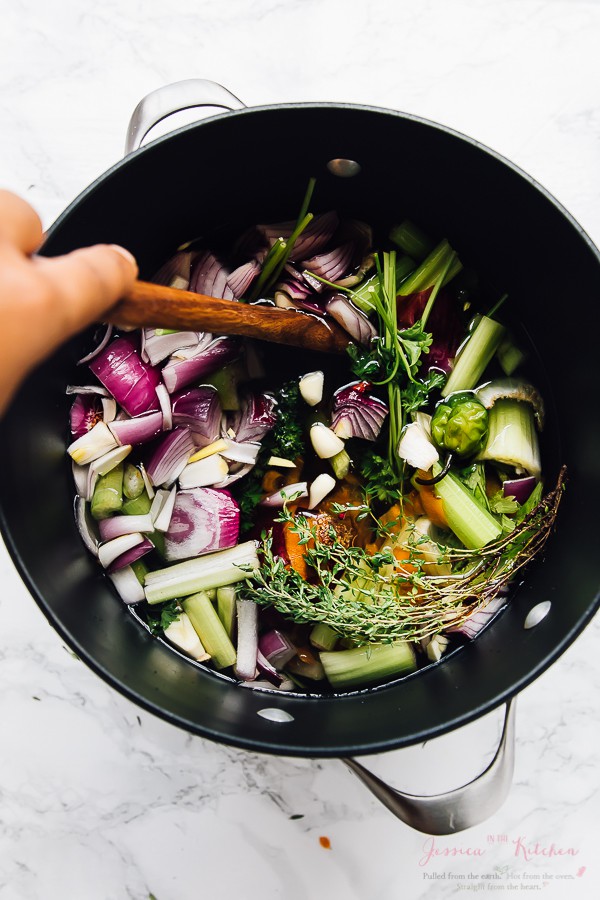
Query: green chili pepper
xmin=431 ymin=392 xmax=489 ymax=457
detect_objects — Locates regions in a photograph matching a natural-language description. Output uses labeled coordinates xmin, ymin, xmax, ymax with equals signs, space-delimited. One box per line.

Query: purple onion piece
xmin=226 ymin=392 xmax=277 ymax=443
xmin=163 ymin=487 xmax=240 ymax=561
xmin=330 ymin=382 xmax=388 ymax=442
xmin=107 ymin=539 xmax=154 ymax=573
xmin=152 ymin=250 xmax=194 ymax=289
xmin=289 ymin=210 xmax=339 ymax=259
xmin=77 ymin=324 xmax=113 ymax=366
xmin=70 ymin=394 xmax=104 ymax=439
xmin=258 ymin=629 xmax=297 ymax=670
xmin=397 ymin=288 xmax=463 ymax=374
xmin=446 ymin=595 xmax=508 ymax=639
xmin=162 ymin=336 xmax=240 ymax=394
xmin=189 ymin=250 xmax=235 ymax=300
xmin=503 ymin=476 xmax=538 ymax=504
xmin=256 ymin=650 xmax=284 ymax=684
xmin=325 ymin=294 xmax=378 ymax=346
xmin=109 ymin=410 xmax=164 ymax=446
xmin=74 ymin=496 xmax=99 ymax=557
xmin=171 ymin=386 xmax=222 ymax=448
xmin=212 ymin=463 xmax=253 ymax=489
xmin=227 ymin=259 xmax=260 ymax=299
xmin=99 ymin=513 xmax=154 ymax=542
xmin=302 ymin=242 xmax=355 ymax=283
xmin=146 ymin=426 xmax=195 ymax=487
xmin=141 ymin=329 xmax=204 ymax=367
xmin=109 ymin=565 xmax=146 ymax=605
xmin=89 ymin=335 xmax=161 ymax=417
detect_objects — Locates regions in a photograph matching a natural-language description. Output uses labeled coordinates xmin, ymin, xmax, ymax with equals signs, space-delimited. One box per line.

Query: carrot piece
xmin=414 ymin=473 xmax=449 ymax=529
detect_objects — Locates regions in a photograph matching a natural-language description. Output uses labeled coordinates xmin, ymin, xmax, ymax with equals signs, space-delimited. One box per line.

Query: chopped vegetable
xmin=431 ymin=392 xmax=489 ymax=457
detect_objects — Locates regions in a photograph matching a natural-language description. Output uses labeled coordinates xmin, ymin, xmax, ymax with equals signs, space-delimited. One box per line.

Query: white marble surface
xmin=1 ymin=1 xmax=599 ymax=898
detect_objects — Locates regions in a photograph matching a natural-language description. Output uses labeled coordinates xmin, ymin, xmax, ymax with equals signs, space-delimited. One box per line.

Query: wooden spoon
xmin=107 ymin=280 xmax=351 ymax=354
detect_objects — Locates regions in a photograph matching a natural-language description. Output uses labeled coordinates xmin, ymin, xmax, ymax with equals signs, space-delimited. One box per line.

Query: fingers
xmin=0 ymin=190 xmax=44 ymax=255
xmin=33 ymin=243 xmax=138 ymax=338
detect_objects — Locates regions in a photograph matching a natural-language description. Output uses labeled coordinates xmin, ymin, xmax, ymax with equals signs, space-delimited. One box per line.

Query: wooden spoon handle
xmin=107 ymin=280 xmax=351 ymax=355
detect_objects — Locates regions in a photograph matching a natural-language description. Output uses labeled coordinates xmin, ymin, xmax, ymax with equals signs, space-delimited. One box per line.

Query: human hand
xmin=0 ymin=190 xmax=138 ymax=416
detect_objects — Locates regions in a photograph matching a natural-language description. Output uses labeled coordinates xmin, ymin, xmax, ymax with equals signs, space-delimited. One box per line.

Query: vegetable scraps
xmin=67 ymin=185 xmax=564 ymax=693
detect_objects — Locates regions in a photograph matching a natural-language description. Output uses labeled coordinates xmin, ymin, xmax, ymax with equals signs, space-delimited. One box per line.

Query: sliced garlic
xmin=299 ymin=371 xmax=325 ymax=407
xmin=308 ymin=473 xmax=337 ymax=509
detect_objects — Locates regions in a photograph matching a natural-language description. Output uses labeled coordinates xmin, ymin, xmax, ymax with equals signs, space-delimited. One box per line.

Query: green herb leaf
xmin=146 ymin=600 xmax=182 ymax=635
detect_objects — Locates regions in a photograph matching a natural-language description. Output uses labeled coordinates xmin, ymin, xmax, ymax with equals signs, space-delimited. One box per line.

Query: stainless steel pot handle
xmin=342 ymin=698 xmax=516 ymax=834
xmin=124 ymin=79 xmax=246 ymax=155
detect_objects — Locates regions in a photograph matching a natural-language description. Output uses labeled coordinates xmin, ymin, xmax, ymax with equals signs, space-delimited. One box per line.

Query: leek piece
xmin=442 ymin=315 xmax=506 ymax=397
xmin=217 ymin=585 xmax=237 ymax=638
xmin=330 ymin=448 xmax=351 ymax=479
xmin=144 ymin=540 xmax=259 ymax=604
xmin=123 ymin=463 xmax=144 ymax=500
xmin=389 ymin=219 xmax=434 ymax=261
xmin=183 ymin=591 xmax=237 ymax=670
xmin=310 ymin=623 xmax=339 ymax=651
xmin=351 ymin=255 xmax=415 ymax=314
xmin=90 ymin=463 xmax=124 ymax=520
xmin=432 ymin=466 xmax=502 ymax=549
xmin=397 ymin=239 xmax=462 ymax=296
xmin=477 ymin=399 xmax=541 ymax=479
xmin=122 ymin=490 xmax=152 ymax=516
xmin=320 ymin=641 xmax=416 ymax=688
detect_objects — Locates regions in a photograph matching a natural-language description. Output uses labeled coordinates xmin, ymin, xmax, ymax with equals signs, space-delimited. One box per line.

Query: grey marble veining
xmin=1 ymin=1 xmax=599 ymax=898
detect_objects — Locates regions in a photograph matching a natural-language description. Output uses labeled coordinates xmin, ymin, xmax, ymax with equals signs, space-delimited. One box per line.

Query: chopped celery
xmin=122 ymin=490 xmax=152 ymax=516
xmin=389 ymin=219 xmax=434 ymax=261
xmin=130 ymin=558 xmax=149 ymax=585
xmin=397 ymin=239 xmax=462 ymax=296
xmin=183 ymin=591 xmax=237 ymax=669
xmin=442 ymin=316 xmax=506 ymax=396
xmin=90 ymin=463 xmax=124 ymax=520
xmin=320 ymin=641 xmax=416 ymax=687
xmin=217 ymin=585 xmax=237 ymax=638
xmin=432 ymin=466 xmax=502 ymax=549
xmin=310 ymin=623 xmax=339 ymax=651
xmin=477 ymin=399 xmax=541 ymax=479
xmin=144 ymin=541 xmax=260 ymax=604
xmin=123 ymin=463 xmax=144 ymax=500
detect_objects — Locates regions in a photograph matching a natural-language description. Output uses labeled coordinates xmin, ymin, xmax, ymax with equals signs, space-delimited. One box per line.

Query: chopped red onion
xmin=219 ymin=440 xmax=261 ymax=465
xmin=226 ymin=392 xmax=277 ymax=443
xmin=109 ymin=565 xmax=146 ymax=604
xmin=212 ymin=463 xmax=253 ymax=489
xmin=77 ymin=324 xmax=113 ymax=365
xmin=98 ymin=532 xmax=145 ymax=569
xmin=171 ymin=386 xmax=222 ymax=447
xmin=258 ymin=629 xmax=297 ymax=670
xmin=331 ymin=382 xmax=388 ymax=441
xmin=189 ymin=250 xmax=235 ymax=299
xmin=70 ymin=394 xmax=104 ymax=439
xmin=146 ymin=426 xmax=195 ymax=487
xmin=227 ymin=259 xmax=260 ymax=298
xmin=155 ymin=384 xmax=172 ymax=431
xmin=163 ymin=487 xmax=240 ymax=561
xmin=152 ymin=250 xmax=194 ymax=289
xmin=109 ymin=410 xmax=164 ymax=446
xmin=261 ymin=481 xmax=308 ymax=507
xmin=273 ymin=209 xmax=339 ymax=259
xmin=234 ymin=599 xmax=258 ymax=680
xmin=446 ymin=595 xmax=508 ymax=639
xmin=397 ymin=288 xmax=463 ymax=373
xmin=150 ymin=485 xmax=177 ymax=532
xmin=66 ymin=384 xmax=110 ymax=397
xmin=101 ymin=396 xmax=117 ymax=424
xmin=89 ymin=335 xmax=161 ymax=417
xmin=256 ymin=650 xmax=284 ymax=684
xmin=107 ymin=538 xmax=154 ymax=573
xmin=99 ymin=513 xmax=154 ymax=542
xmin=325 ymin=294 xmax=378 ymax=346
xmin=503 ymin=476 xmax=538 ymax=504
xmin=303 ymin=242 xmax=355 ymax=283
xmin=141 ymin=329 xmax=203 ymax=366
xmin=74 ymin=496 xmax=99 ymax=557
xmin=162 ymin=336 xmax=239 ymax=394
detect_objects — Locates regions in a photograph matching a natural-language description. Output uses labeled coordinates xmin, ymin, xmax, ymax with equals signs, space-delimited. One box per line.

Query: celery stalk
xmin=310 ymin=623 xmax=339 ymax=651
xmin=351 ymin=255 xmax=415 ymax=314
xmin=389 ymin=219 xmax=434 ymax=261
xmin=122 ymin=490 xmax=152 ymax=516
xmin=442 ymin=316 xmax=505 ymax=396
xmin=144 ymin=541 xmax=259 ymax=604
xmin=90 ymin=463 xmax=124 ymax=520
xmin=397 ymin=239 xmax=462 ymax=296
xmin=433 ymin=467 xmax=502 ymax=549
xmin=216 ymin=586 xmax=237 ymax=638
xmin=477 ymin=399 xmax=541 ymax=479
xmin=320 ymin=642 xmax=416 ymax=688
xmin=183 ymin=592 xmax=237 ymax=669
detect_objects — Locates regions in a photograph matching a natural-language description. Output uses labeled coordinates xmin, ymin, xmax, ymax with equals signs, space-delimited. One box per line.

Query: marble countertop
xmin=1 ymin=1 xmax=599 ymax=898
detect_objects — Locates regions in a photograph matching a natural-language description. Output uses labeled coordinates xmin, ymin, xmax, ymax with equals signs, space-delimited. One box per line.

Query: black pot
xmin=1 ymin=83 xmax=598 ymax=764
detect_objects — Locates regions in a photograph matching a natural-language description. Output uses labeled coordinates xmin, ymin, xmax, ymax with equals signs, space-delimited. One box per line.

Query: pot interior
xmin=1 ymin=104 xmax=598 ymax=756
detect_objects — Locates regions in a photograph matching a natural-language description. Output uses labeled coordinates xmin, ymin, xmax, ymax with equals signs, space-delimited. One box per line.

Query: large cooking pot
xmin=1 ymin=81 xmax=598 ymax=833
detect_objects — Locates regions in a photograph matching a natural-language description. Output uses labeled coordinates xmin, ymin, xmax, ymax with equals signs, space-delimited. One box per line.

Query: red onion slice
xmin=226 ymin=392 xmax=277 ymax=443
xmin=109 ymin=565 xmax=146 ymax=604
xmin=146 ymin=426 xmax=195 ymax=487
xmin=155 ymin=384 xmax=172 ymax=431
xmin=258 ymin=629 xmax=297 ymax=670
xmin=89 ymin=335 xmax=161 ymax=417
xmin=261 ymin=482 xmax=308 ymax=507
xmin=447 ymin=595 xmax=508 ymax=639
xmin=190 ymin=250 xmax=235 ymax=299
xmin=109 ymin=410 xmax=164 ymax=446
xmin=163 ymin=487 xmax=240 ymax=561
xmin=99 ymin=513 xmax=154 ymax=542
xmin=107 ymin=538 xmax=154 ymax=573
xmin=503 ymin=476 xmax=538 ymax=504
xmin=74 ymin=496 xmax=99 ymax=557
xmin=171 ymin=386 xmax=222 ymax=447
xmin=162 ymin=336 xmax=239 ymax=394
xmin=98 ymin=532 xmax=145 ymax=569
xmin=77 ymin=324 xmax=113 ymax=365
xmin=141 ymin=329 xmax=203 ymax=366
xmin=152 ymin=250 xmax=194 ymax=288
xmin=325 ymin=294 xmax=378 ymax=346
xmin=227 ymin=259 xmax=260 ymax=298
xmin=330 ymin=382 xmax=388 ymax=442
xmin=69 ymin=394 xmax=104 ymax=439
xmin=303 ymin=242 xmax=355 ymax=283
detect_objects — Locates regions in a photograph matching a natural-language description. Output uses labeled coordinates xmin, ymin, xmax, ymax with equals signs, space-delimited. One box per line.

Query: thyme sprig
xmin=243 ymin=468 xmax=565 ymax=644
